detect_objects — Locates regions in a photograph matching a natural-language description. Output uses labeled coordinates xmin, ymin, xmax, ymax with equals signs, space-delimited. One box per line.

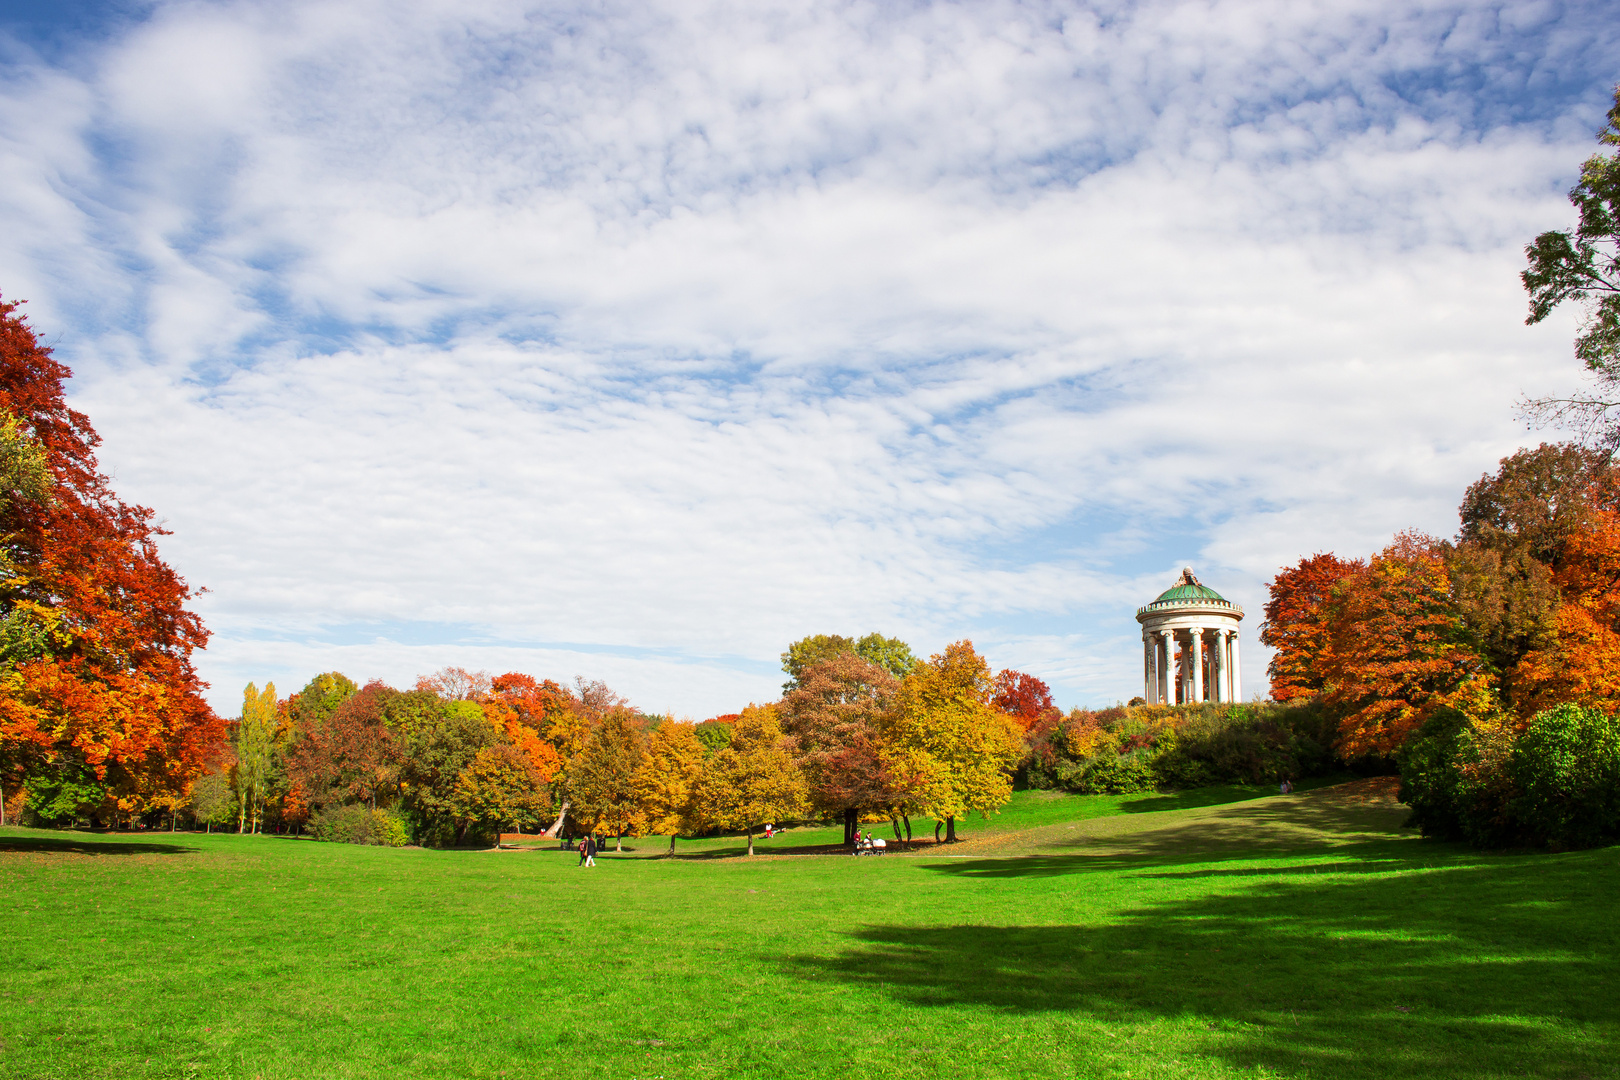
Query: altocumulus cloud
xmin=0 ymin=0 xmax=1615 ymax=716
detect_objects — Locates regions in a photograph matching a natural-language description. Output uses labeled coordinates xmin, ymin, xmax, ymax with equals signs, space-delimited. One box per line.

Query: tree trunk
xmin=934 ymin=820 xmax=942 ymax=843
xmin=668 ymin=834 xmax=677 ymax=856
xmin=615 ymin=831 xmax=623 ymax=852
xmin=891 ymin=817 xmax=902 ymax=840
xmin=945 ymin=815 xmax=957 ymax=843
xmin=238 ymin=800 xmax=245 ymax=834
xmin=746 ymin=824 xmax=754 ymax=857
xmin=843 ymin=807 xmax=857 ymax=846
xmin=902 ymin=814 xmax=911 ymax=841
xmin=542 ymin=801 xmax=569 ymax=839
xmin=0 ymin=780 xmax=6 ymax=827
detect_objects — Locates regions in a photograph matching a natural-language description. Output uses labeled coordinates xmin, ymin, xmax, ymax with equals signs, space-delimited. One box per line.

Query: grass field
xmin=2 ymin=780 xmax=1616 ymax=1080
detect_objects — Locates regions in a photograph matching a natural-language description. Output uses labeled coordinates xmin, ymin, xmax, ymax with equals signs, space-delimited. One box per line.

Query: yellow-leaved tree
xmin=236 ymin=681 xmax=277 ymax=834
xmin=883 ymin=640 xmax=1021 ymax=842
xmin=696 ymin=703 xmax=806 ymax=856
xmin=634 ymin=718 xmax=708 ymax=854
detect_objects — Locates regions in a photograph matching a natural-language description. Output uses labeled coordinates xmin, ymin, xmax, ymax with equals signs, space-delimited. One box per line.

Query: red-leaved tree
xmin=990 ymin=669 xmax=1057 ymax=730
xmin=1260 ymin=553 xmax=1364 ymax=702
xmin=0 ymin=294 xmax=221 ymax=822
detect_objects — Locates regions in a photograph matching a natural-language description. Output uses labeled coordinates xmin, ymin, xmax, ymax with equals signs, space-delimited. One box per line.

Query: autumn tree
xmin=1317 ymin=534 xmax=1498 ymax=756
xmin=697 ymin=703 xmax=807 ymax=855
xmin=1260 ymin=553 xmax=1364 ymax=702
xmin=883 ymin=641 xmax=1021 ymax=842
xmin=1443 ymin=542 xmax=1559 ymax=703
xmin=570 ymin=709 xmax=649 ymax=849
xmin=990 ymin=669 xmax=1058 ymax=730
xmin=781 ymin=632 xmax=915 ymax=692
xmin=449 ymin=743 xmax=552 ymax=846
xmin=287 ymin=672 xmax=358 ymax=730
xmin=1457 ymin=443 xmax=1617 ymax=567
xmin=634 ymin=720 xmax=708 ymax=853
xmin=779 ymin=653 xmax=901 ymax=844
xmin=0 ymin=294 xmax=221 ymax=822
xmin=694 ymin=716 xmax=736 ymax=755
xmin=489 ymin=672 xmax=571 ymax=738
xmin=387 ymin=692 xmax=497 ymax=845
xmin=476 ymin=676 xmax=564 ymax=805
xmin=235 ymin=681 xmax=278 ymax=834
xmin=1521 ymin=86 xmax=1620 ymax=447
xmin=416 ymin=666 xmax=492 ymax=701
xmin=285 ymin=681 xmax=403 ymax=813
xmin=1509 ymin=504 xmax=1620 ymax=714
xmin=188 ymin=766 xmax=236 ymax=833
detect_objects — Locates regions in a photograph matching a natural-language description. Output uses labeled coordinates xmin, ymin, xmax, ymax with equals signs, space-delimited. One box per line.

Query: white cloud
xmin=0 ymin=0 xmax=1613 ymax=714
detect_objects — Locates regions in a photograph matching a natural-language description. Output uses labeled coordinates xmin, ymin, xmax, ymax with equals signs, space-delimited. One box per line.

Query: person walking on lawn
xmin=585 ymin=833 xmax=597 ymax=867
xmin=577 ymin=836 xmax=588 ymax=866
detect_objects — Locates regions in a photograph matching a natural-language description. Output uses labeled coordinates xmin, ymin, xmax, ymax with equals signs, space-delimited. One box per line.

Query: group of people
xmin=574 ymin=834 xmax=605 ymax=866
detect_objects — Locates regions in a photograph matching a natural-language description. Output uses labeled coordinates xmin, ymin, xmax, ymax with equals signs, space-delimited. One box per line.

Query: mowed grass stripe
xmin=1 ymin=782 xmax=1615 ymax=1080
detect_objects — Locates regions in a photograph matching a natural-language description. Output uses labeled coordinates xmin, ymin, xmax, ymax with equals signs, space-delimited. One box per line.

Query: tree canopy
xmin=780 ymin=632 xmax=916 ymax=692
xmin=1522 ymin=86 xmax=1620 ymax=447
xmin=0 ymin=294 xmax=221 ymax=826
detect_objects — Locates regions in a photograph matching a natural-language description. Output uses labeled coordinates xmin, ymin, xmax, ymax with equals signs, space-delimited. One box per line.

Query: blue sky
xmin=0 ymin=0 xmax=1615 ymax=717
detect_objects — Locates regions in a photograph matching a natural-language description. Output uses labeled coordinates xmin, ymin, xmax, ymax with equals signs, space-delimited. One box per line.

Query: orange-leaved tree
xmin=1317 ymin=533 xmax=1497 ymax=756
xmin=1260 ymin=553 xmax=1364 ymax=702
xmin=0 ymin=294 xmax=221 ymax=824
xmin=1510 ymin=504 xmax=1620 ymax=714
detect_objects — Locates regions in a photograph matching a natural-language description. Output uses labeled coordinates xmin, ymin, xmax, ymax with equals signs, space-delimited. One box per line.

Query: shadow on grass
xmin=1119 ymin=785 xmax=1276 ymax=814
xmin=1120 ymin=775 xmax=1354 ymax=815
xmin=0 ymin=835 xmax=196 ymax=856
xmin=783 ymin=847 xmax=1620 ymax=1079
xmin=935 ymin=789 xmax=1419 ymax=878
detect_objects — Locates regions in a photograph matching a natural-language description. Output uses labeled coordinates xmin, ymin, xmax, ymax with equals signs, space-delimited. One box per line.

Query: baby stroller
xmin=853 ymin=836 xmax=886 ymax=856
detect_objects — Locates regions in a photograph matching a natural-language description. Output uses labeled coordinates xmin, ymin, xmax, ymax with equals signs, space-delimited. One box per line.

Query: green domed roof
xmin=1153 ymin=581 xmax=1227 ymax=604
xmin=1137 ymin=568 xmax=1243 ymax=621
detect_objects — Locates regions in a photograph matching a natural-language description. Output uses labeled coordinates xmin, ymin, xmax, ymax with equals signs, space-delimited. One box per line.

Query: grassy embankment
xmin=1 ymin=780 xmax=1615 ymax=1079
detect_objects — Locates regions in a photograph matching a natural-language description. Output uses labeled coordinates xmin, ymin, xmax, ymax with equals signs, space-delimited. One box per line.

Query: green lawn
xmin=2 ymin=780 xmax=1615 ymax=1080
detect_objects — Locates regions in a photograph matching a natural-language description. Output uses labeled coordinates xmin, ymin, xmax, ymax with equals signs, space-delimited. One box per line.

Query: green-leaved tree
xmin=1522 ymin=85 xmax=1620 ymax=446
xmin=781 ymin=632 xmax=916 ymax=692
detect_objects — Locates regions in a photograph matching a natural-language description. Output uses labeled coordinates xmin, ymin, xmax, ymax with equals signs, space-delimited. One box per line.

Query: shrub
xmin=1055 ymin=747 xmax=1159 ymax=794
xmin=310 ymin=804 xmax=409 ymax=846
xmin=1508 ymin=703 xmax=1620 ymax=850
xmin=1019 ymin=701 xmax=1338 ymax=794
xmin=1396 ymin=708 xmax=1475 ymax=839
xmin=1397 ymin=703 xmax=1620 ymax=850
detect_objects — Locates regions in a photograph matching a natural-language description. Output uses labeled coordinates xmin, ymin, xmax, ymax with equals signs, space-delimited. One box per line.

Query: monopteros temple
xmin=1136 ymin=568 xmax=1243 ymax=704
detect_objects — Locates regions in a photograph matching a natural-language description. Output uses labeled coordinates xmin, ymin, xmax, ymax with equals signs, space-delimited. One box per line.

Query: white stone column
xmin=1223 ymin=630 xmax=1235 ymax=702
xmin=1151 ymin=634 xmax=1162 ymax=704
xmin=1160 ymin=629 xmax=1174 ymax=704
xmin=1230 ymin=631 xmax=1242 ymax=702
xmin=1142 ymin=634 xmax=1152 ymax=703
xmin=1190 ymin=627 xmax=1204 ymax=703
xmin=1210 ymin=629 xmax=1224 ymax=703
